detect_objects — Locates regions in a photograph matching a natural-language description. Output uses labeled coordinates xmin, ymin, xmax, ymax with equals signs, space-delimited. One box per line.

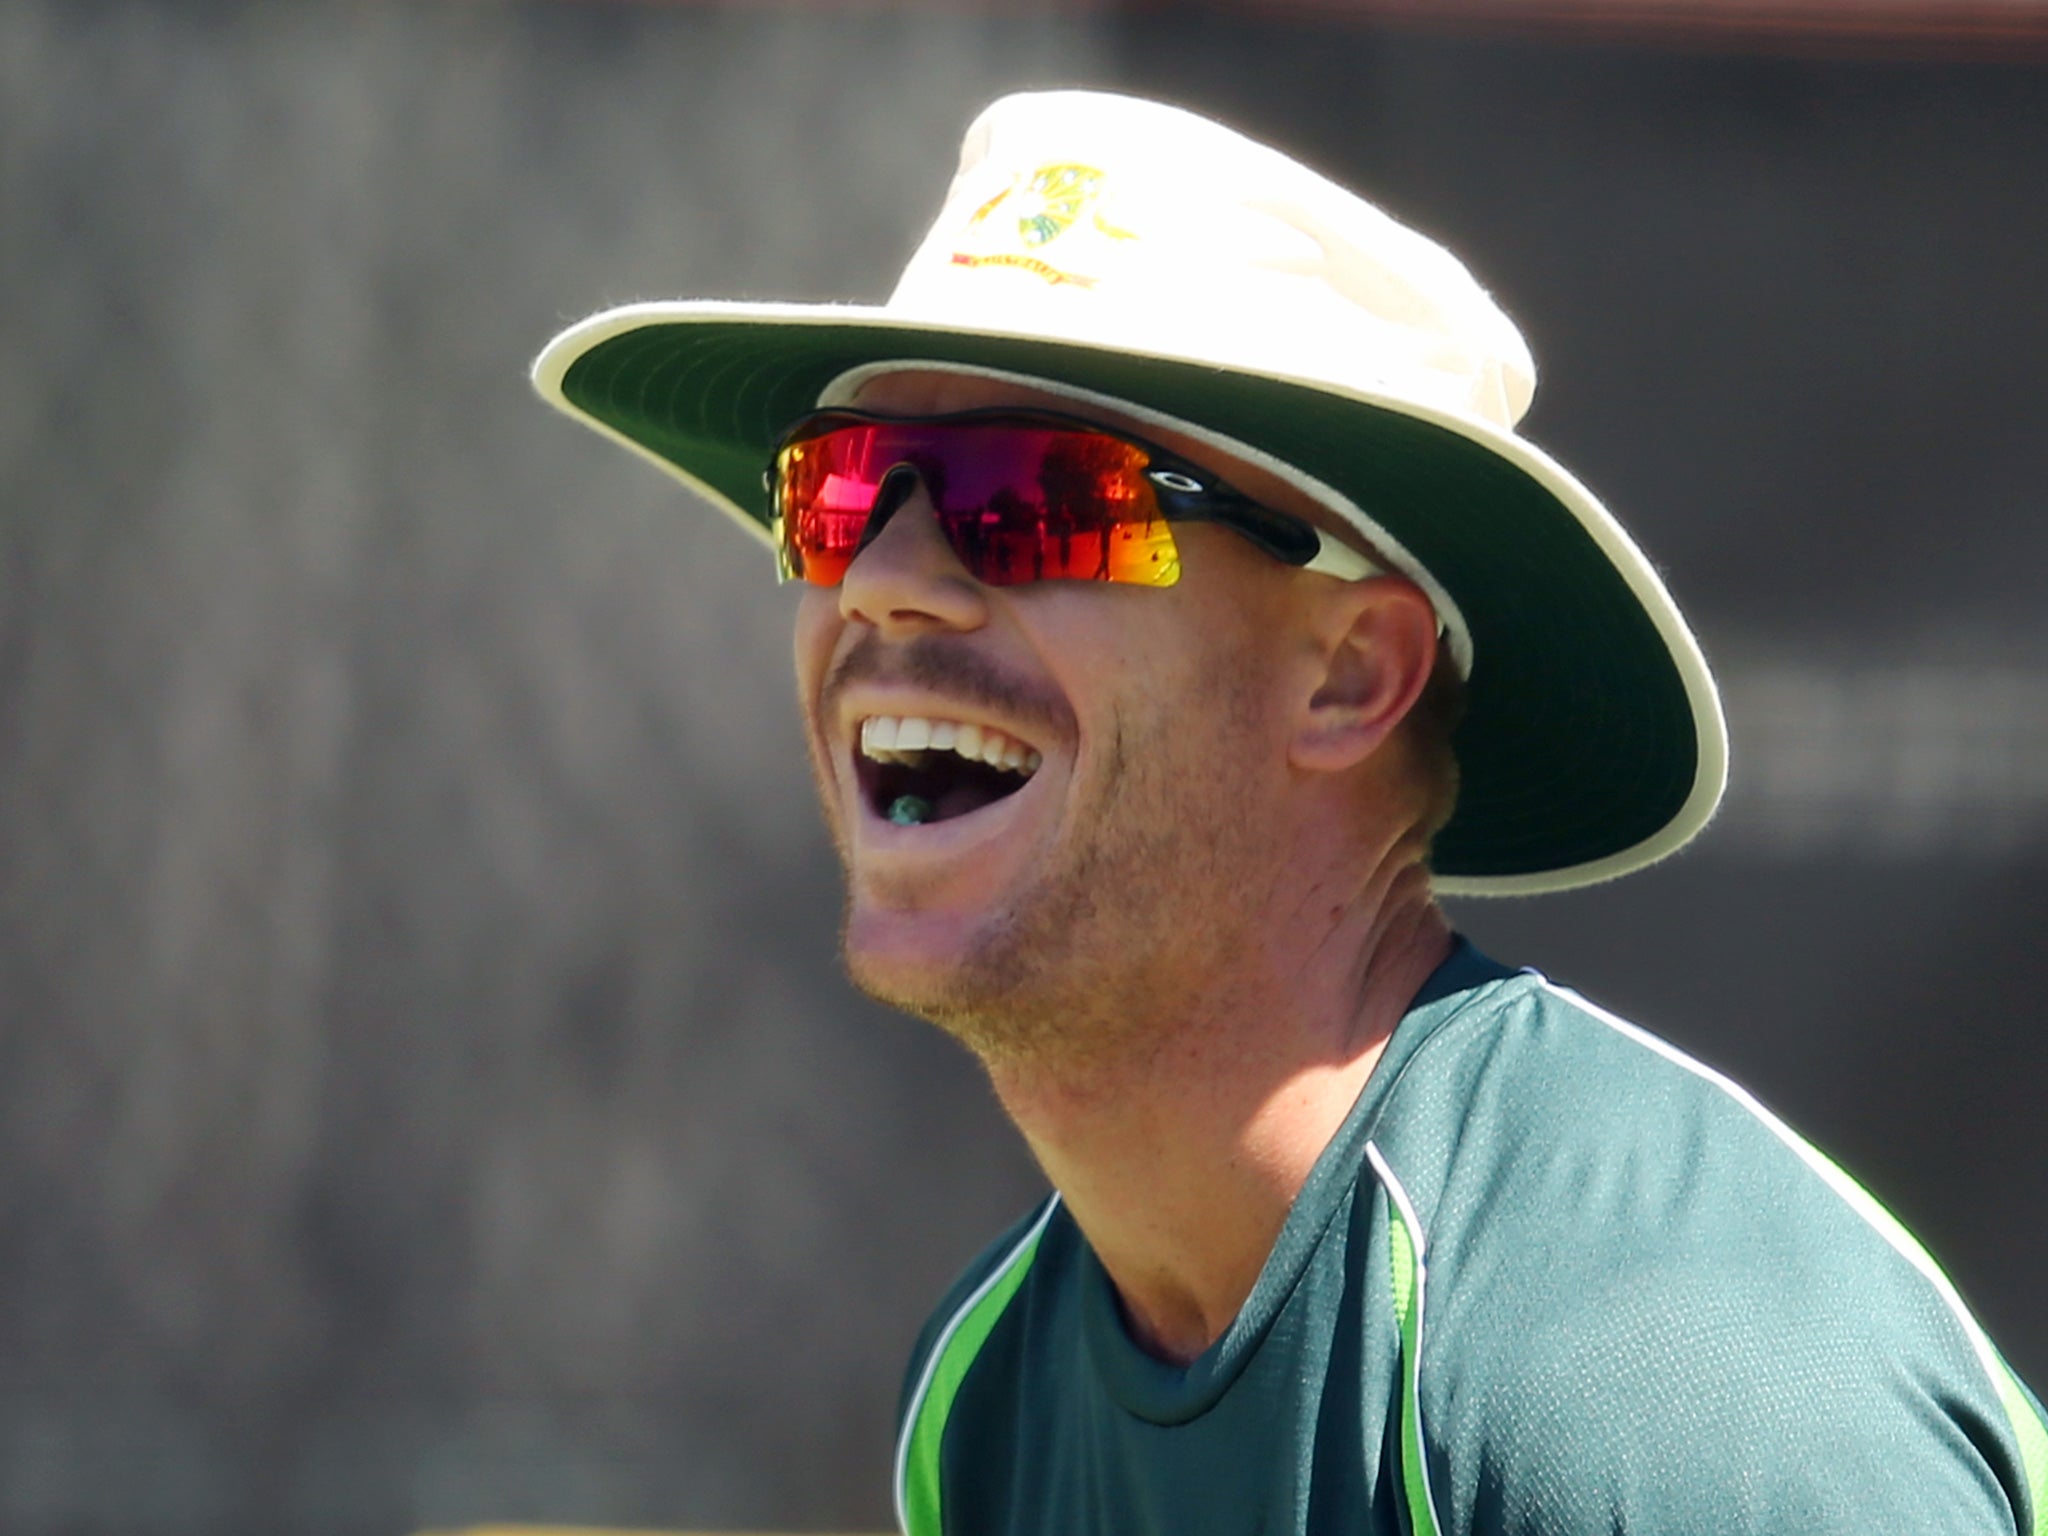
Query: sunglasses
xmin=768 ymin=408 xmax=1379 ymax=589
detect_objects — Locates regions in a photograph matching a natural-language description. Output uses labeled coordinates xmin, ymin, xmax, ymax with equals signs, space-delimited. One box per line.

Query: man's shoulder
xmin=1366 ymin=963 xmax=2045 ymax=1533
xmin=896 ymin=1194 xmax=1065 ymax=1426
xmin=1370 ymin=960 xmax=1813 ymax=1207
xmin=1364 ymin=960 xmax=2002 ymax=1407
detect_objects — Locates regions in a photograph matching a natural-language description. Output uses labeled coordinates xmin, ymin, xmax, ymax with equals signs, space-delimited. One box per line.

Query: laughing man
xmin=536 ymin=91 xmax=2046 ymax=1536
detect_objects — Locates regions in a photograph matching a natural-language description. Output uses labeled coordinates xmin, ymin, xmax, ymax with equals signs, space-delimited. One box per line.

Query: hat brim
xmin=532 ymin=300 xmax=1726 ymax=896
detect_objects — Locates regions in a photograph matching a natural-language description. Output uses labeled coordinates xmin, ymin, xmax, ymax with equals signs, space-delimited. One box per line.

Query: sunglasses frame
xmin=767 ymin=407 xmax=1380 ymax=588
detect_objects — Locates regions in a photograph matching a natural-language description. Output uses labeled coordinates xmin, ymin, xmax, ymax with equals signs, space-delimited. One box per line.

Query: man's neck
xmin=982 ymin=876 xmax=1453 ymax=1366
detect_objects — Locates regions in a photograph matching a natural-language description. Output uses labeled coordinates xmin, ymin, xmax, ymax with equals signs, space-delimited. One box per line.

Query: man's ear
xmin=1289 ymin=577 xmax=1440 ymax=774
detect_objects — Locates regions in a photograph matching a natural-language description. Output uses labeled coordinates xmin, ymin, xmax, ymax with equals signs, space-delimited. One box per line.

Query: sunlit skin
xmin=791 ymin=371 xmax=1452 ymax=1364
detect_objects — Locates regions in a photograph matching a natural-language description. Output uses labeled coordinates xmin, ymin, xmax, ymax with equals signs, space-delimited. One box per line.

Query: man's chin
xmin=842 ymin=908 xmax=989 ymax=1017
xmin=839 ymin=905 xmax=1043 ymax=1053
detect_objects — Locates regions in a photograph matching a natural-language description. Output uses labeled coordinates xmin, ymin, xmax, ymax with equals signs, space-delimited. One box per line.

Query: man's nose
xmin=837 ymin=468 xmax=991 ymax=634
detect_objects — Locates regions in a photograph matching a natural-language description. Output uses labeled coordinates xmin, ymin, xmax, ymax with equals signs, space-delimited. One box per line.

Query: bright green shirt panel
xmin=897 ymin=959 xmax=2043 ymax=1536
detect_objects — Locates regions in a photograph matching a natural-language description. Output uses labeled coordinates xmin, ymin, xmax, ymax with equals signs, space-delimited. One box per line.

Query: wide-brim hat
xmin=533 ymin=90 xmax=1726 ymax=896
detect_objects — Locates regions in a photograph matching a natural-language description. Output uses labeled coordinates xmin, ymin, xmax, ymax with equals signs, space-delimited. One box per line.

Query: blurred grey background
xmin=1 ymin=2 xmax=2044 ymax=1532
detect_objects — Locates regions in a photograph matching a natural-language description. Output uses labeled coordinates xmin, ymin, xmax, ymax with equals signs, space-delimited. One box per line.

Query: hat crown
xmin=887 ymin=91 xmax=1536 ymax=431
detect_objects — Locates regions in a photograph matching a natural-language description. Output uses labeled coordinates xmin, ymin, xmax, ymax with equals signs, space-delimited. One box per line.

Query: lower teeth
xmin=887 ymin=794 xmax=935 ymax=826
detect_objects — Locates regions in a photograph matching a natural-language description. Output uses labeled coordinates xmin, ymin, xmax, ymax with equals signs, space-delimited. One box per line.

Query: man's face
xmin=791 ymin=373 xmax=1332 ymax=1066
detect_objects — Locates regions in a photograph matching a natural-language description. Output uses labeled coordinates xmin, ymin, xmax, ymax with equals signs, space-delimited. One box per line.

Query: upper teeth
xmin=861 ymin=715 xmax=1042 ymax=775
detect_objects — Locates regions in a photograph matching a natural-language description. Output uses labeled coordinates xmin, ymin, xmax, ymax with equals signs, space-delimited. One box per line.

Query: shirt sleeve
xmin=1397 ymin=987 xmax=2045 ymax=1536
xmin=1422 ymin=1231 xmax=2037 ymax=1535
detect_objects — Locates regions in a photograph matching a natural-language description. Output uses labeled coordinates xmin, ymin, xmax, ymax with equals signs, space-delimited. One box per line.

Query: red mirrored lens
xmin=773 ymin=417 xmax=1182 ymax=588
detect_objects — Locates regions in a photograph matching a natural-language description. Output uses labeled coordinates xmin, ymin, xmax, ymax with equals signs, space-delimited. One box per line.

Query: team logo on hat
xmin=951 ymin=163 xmax=1135 ymax=287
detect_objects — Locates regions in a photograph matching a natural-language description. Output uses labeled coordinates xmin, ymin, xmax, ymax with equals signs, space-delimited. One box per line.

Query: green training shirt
xmin=895 ymin=942 xmax=2048 ymax=1535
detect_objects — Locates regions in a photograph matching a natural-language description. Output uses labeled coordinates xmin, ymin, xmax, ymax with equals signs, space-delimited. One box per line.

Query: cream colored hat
xmin=533 ymin=90 xmax=1726 ymax=894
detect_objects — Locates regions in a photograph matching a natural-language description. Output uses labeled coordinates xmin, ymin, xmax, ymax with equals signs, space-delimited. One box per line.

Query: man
xmin=535 ymin=91 xmax=2045 ymax=1534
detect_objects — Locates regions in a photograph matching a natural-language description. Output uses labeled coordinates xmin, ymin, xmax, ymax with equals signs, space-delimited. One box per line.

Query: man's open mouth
xmin=857 ymin=715 xmax=1043 ymax=826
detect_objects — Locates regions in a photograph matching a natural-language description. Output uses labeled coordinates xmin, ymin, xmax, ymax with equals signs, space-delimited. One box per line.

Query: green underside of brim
xmin=559 ymin=320 xmax=1700 ymax=885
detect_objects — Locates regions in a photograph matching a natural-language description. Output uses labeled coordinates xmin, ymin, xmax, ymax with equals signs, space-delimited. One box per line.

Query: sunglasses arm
xmin=1180 ymin=490 xmax=1380 ymax=583
xmin=1300 ymin=535 xmax=1381 ymax=582
xmin=1186 ymin=491 xmax=1448 ymax=629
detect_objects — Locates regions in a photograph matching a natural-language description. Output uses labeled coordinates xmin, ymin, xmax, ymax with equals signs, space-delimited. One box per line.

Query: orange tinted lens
xmin=773 ymin=418 xmax=1182 ymax=587
xmin=773 ymin=432 xmax=875 ymax=586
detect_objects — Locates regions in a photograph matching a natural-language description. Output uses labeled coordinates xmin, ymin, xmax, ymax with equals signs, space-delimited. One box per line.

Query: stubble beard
xmin=843 ymin=662 xmax=1282 ymax=1078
